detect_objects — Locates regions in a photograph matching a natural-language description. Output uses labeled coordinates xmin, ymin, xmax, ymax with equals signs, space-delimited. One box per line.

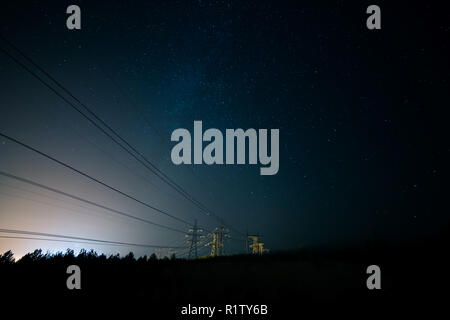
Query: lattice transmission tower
xmin=186 ymin=219 xmax=204 ymax=259
xmin=206 ymin=225 xmax=229 ymax=257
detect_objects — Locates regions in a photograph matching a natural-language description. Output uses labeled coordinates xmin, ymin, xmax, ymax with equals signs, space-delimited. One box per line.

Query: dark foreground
xmin=1 ymin=235 xmax=448 ymax=317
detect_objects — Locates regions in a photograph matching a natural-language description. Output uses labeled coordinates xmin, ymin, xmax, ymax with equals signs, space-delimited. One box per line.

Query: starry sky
xmin=0 ymin=0 xmax=448 ymax=258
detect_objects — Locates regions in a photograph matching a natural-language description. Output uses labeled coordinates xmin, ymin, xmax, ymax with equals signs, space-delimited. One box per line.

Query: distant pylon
xmin=206 ymin=224 xmax=229 ymax=257
xmin=186 ymin=219 xmax=203 ymax=259
xmin=247 ymin=235 xmax=269 ymax=254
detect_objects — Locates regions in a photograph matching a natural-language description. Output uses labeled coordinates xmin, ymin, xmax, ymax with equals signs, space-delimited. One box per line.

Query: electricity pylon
xmin=247 ymin=235 xmax=269 ymax=254
xmin=206 ymin=225 xmax=229 ymax=257
xmin=186 ymin=219 xmax=203 ymax=259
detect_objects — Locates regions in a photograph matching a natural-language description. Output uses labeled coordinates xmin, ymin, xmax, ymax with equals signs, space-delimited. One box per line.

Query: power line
xmin=0 ymin=188 xmax=107 ymax=221
xmin=0 ymin=37 xmax=243 ymax=236
xmin=0 ymin=229 xmax=186 ymax=249
xmin=0 ymin=45 xmax=175 ymax=195
xmin=0 ymin=131 xmax=191 ymax=226
xmin=68 ymin=121 xmax=167 ymax=193
xmin=0 ymin=42 xmax=212 ymax=228
xmin=0 ymin=41 xmax=207 ymax=217
xmin=0 ymin=170 xmax=186 ymax=234
xmin=99 ymin=67 xmax=167 ymax=144
xmin=0 ymin=235 xmax=152 ymax=249
xmin=98 ymin=68 xmax=218 ymax=215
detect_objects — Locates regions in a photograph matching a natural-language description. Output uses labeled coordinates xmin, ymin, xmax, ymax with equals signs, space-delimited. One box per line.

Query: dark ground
xmin=1 ymin=228 xmax=449 ymax=317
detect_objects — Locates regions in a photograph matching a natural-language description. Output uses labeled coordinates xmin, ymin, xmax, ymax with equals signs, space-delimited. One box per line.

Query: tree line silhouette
xmin=0 ymin=248 xmax=174 ymax=265
xmin=1 ymin=225 xmax=449 ymax=313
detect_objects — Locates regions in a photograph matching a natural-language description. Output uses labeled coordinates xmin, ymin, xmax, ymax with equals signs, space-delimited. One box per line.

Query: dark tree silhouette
xmin=0 ymin=250 xmax=15 ymax=264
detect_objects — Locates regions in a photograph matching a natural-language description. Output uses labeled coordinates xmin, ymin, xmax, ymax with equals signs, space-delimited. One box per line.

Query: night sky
xmin=0 ymin=1 xmax=448 ymax=258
